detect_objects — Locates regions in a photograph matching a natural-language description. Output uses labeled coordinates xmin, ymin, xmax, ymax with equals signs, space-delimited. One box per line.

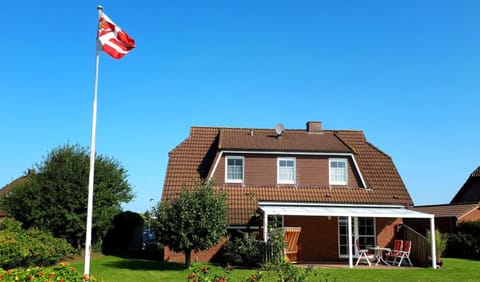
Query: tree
xmin=153 ymin=179 xmax=228 ymax=268
xmin=1 ymin=144 xmax=134 ymax=249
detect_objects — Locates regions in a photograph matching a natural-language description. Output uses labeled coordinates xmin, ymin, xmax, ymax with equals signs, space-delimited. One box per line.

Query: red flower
xmin=82 ymin=274 xmax=89 ymax=281
xmin=49 ymin=273 xmax=55 ymax=278
xmin=202 ymin=266 xmax=208 ymax=273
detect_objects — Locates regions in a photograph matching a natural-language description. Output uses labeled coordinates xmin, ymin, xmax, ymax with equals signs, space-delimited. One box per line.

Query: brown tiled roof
xmin=161 ymin=125 xmax=414 ymax=225
xmin=219 ymin=128 xmax=352 ymax=153
xmin=412 ymin=203 xmax=480 ymax=219
xmin=0 ymin=176 xmax=28 ymax=217
xmin=450 ymin=166 xmax=480 ymax=204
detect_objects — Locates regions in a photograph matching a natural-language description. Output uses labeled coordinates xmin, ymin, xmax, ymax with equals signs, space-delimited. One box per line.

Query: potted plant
xmin=426 ymin=229 xmax=448 ymax=267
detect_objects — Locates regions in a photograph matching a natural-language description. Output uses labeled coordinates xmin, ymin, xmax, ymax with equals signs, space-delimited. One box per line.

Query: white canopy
xmin=259 ymin=202 xmax=437 ymax=269
xmin=259 ymin=204 xmax=434 ymax=219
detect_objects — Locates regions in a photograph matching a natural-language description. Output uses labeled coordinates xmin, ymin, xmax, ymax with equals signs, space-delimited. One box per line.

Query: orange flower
xmin=49 ymin=273 xmax=55 ymax=278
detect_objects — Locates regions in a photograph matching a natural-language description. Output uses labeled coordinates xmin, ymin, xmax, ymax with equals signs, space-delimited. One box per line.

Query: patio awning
xmin=258 ymin=203 xmax=434 ymax=219
xmin=258 ymin=202 xmax=437 ymax=269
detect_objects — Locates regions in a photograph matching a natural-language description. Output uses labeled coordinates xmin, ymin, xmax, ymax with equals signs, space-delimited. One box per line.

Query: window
xmin=225 ymin=156 xmax=244 ymax=183
xmin=329 ymin=158 xmax=348 ymax=185
xmin=338 ymin=217 xmax=376 ymax=258
xmin=278 ymin=158 xmax=296 ymax=184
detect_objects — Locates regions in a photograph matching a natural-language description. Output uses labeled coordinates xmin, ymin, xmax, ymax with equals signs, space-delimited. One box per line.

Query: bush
xmin=223 ymin=232 xmax=264 ymax=267
xmin=0 ymin=218 xmax=74 ymax=269
xmin=263 ymin=260 xmax=320 ymax=282
xmin=446 ymin=221 xmax=480 ymax=260
xmin=0 ymin=262 xmax=100 ymax=281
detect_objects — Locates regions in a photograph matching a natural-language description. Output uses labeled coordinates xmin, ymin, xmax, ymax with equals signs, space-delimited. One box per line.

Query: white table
xmin=367 ymin=246 xmax=391 ymax=266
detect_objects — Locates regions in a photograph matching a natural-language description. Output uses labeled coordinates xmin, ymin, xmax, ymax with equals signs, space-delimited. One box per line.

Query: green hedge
xmin=446 ymin=220 xmax=480 ymax=259
xmin=0 ymin=218 xmax=74 ymax=269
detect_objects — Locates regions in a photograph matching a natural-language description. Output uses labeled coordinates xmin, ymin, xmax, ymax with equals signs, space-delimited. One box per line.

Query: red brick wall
xmin=285 ymin=216 xmax=339 ymax=261
xmin=459 ymin=208 xmax=480 ymax=222
xmin=376 ymin=218 xmax=403 ymax=248
xmin=163 ymin=217 xmax=403 ymax=263
xmin=214 ymin=154 xmax=361 ymax=187
xmin=163 ymin=237 xmax=228 ymax=263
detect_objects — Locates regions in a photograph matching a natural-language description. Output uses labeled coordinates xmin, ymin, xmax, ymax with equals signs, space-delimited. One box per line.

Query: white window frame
xmin=277 ymin=157 xmax=296 ymax=184
xmin=225 ymin=156 xmax=244 ymax=183
xmin=338 ymin=217 xmax=376 ymax=258
xmin=329 ymin=158 xmax=348 ymax=185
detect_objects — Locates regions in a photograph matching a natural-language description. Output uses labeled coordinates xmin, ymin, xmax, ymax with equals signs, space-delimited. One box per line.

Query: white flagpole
xmin=84 ymin=5 xmax=103 ymax=278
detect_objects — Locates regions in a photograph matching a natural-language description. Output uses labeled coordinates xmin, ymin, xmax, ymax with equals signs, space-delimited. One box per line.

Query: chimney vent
xmin=306 ymin=121 xmax=322 ymax=133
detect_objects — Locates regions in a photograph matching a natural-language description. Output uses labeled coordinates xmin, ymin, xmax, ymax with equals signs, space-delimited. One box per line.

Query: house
xmin=451 ymin=166 xmax=480 ymax=204
xmin=0 ymin=175 xmax=28 ymax=220
xmin=406 ymin=166 xmax=480 ymax=234
xmin=407 ymin=202 xmax=480 ymax=234
xmin=160 ymin=121 xmax=437 ymax=268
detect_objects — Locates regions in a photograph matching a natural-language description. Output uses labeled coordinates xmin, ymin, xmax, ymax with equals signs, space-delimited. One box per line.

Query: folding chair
xmin=395 ymin=240 xmax=413 ymax=267
xmin=385 ymin=240 xmax=403 ymax=264
xmin=355 ymin=239 xmax=374 ymax=266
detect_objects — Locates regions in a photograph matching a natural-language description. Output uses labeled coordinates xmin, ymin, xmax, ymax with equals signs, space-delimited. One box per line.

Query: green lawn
xmin=70 ymin=256 xmax=480 ymax=282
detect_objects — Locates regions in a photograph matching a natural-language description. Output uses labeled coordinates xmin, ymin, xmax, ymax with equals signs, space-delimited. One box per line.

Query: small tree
xmin=154 ymin=179 xmax=228 ymax=268
xmin=1 ymin=144 xmax=134 ymax=249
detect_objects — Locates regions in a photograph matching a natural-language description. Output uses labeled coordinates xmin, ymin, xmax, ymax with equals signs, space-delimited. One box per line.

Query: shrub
xmin=223 ymin=232 xmax=264 ymax=267
xmin=0 ymin=218 xmax=74 ymax=269
xmin=263 ymin=260 xmax=320 ymax=282
xmin=446 ymin=221 xmax=480 ymax=259
xmin=0 ymin=262 xmax=100 ymax=281
xmin=186 ymin=265 xmax=229 ymax=282
xmin=426 ymin=229 xmax=448 ymax=262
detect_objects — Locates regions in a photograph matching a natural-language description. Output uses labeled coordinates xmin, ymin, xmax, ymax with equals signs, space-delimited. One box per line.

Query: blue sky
xmin=1 ymin=1 xmax=479 ymax=213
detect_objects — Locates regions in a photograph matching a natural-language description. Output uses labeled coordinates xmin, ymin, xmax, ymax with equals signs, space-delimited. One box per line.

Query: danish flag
xmin=97 ymin=11 xmax=135 ymax=59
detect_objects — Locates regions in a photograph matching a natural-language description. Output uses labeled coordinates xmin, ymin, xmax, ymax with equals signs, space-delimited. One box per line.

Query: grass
xmin=70 ymin=256 xmax=480 ymax=282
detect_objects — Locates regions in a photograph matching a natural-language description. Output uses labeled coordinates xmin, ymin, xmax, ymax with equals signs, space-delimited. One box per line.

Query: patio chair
xmin=355 ymin=239 xmax=374 ymax=266
xmin=385 ymin=239 xmax=403 ymax=264
xmin=395 ymin=240 xmax=413 ymax=267
xmin=284 ymin=227 xmax=302 ymax=262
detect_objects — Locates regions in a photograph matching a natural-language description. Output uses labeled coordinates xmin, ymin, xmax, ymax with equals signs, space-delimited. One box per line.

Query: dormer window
xmin=329 ymin=158 xmax=348 ymax=185
xmin=278 ymin=157 xmax=296 ymax=184
xmin=225 ymin=156 xmax=244 ymax=183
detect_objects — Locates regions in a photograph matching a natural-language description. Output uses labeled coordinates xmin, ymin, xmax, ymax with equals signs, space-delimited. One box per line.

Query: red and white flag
xmin=97 ymin=10 xmax=135 ymax=59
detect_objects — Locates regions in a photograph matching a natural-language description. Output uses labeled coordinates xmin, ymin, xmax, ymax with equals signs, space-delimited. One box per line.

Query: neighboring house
xmin=160 ymin=121 xmax=436 ymax=268
xmin=451 ymin=166 xmax=480 ymax=204
xmin=0 ymin=175 xmax=27 ymax=220
xmin=407 ymin=203 xmax=480 ymax=234
xmin=407 ymin=166 xmax=480 ymax=234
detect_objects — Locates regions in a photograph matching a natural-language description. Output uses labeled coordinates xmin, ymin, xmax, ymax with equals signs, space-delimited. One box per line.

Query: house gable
xmin=450 ymin=166 xmax=480 ymax=204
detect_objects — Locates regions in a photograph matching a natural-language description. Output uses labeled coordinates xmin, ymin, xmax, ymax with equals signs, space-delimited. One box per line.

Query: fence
xmin=402 ymin=224 xmax=429 ymax=266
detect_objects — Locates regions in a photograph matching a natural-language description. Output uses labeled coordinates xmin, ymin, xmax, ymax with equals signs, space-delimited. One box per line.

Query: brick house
xmin=160 ymin=121 xmax=437 ymax=268
xmin=407 ymin=166 xmax=480 ymax=234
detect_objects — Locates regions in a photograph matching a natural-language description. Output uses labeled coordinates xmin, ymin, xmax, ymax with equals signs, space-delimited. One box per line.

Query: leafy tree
xmin=153 ymin=179 xmax=228 ymax=268
xmin=0 ymin=144 xmax=134 ymax=249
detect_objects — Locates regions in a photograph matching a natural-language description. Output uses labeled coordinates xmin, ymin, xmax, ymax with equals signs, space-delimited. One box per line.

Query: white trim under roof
xmin=259 ymin=202 xmax=437 ymax=269
xmin=208 ymin=150 xmax=368 ymax=189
